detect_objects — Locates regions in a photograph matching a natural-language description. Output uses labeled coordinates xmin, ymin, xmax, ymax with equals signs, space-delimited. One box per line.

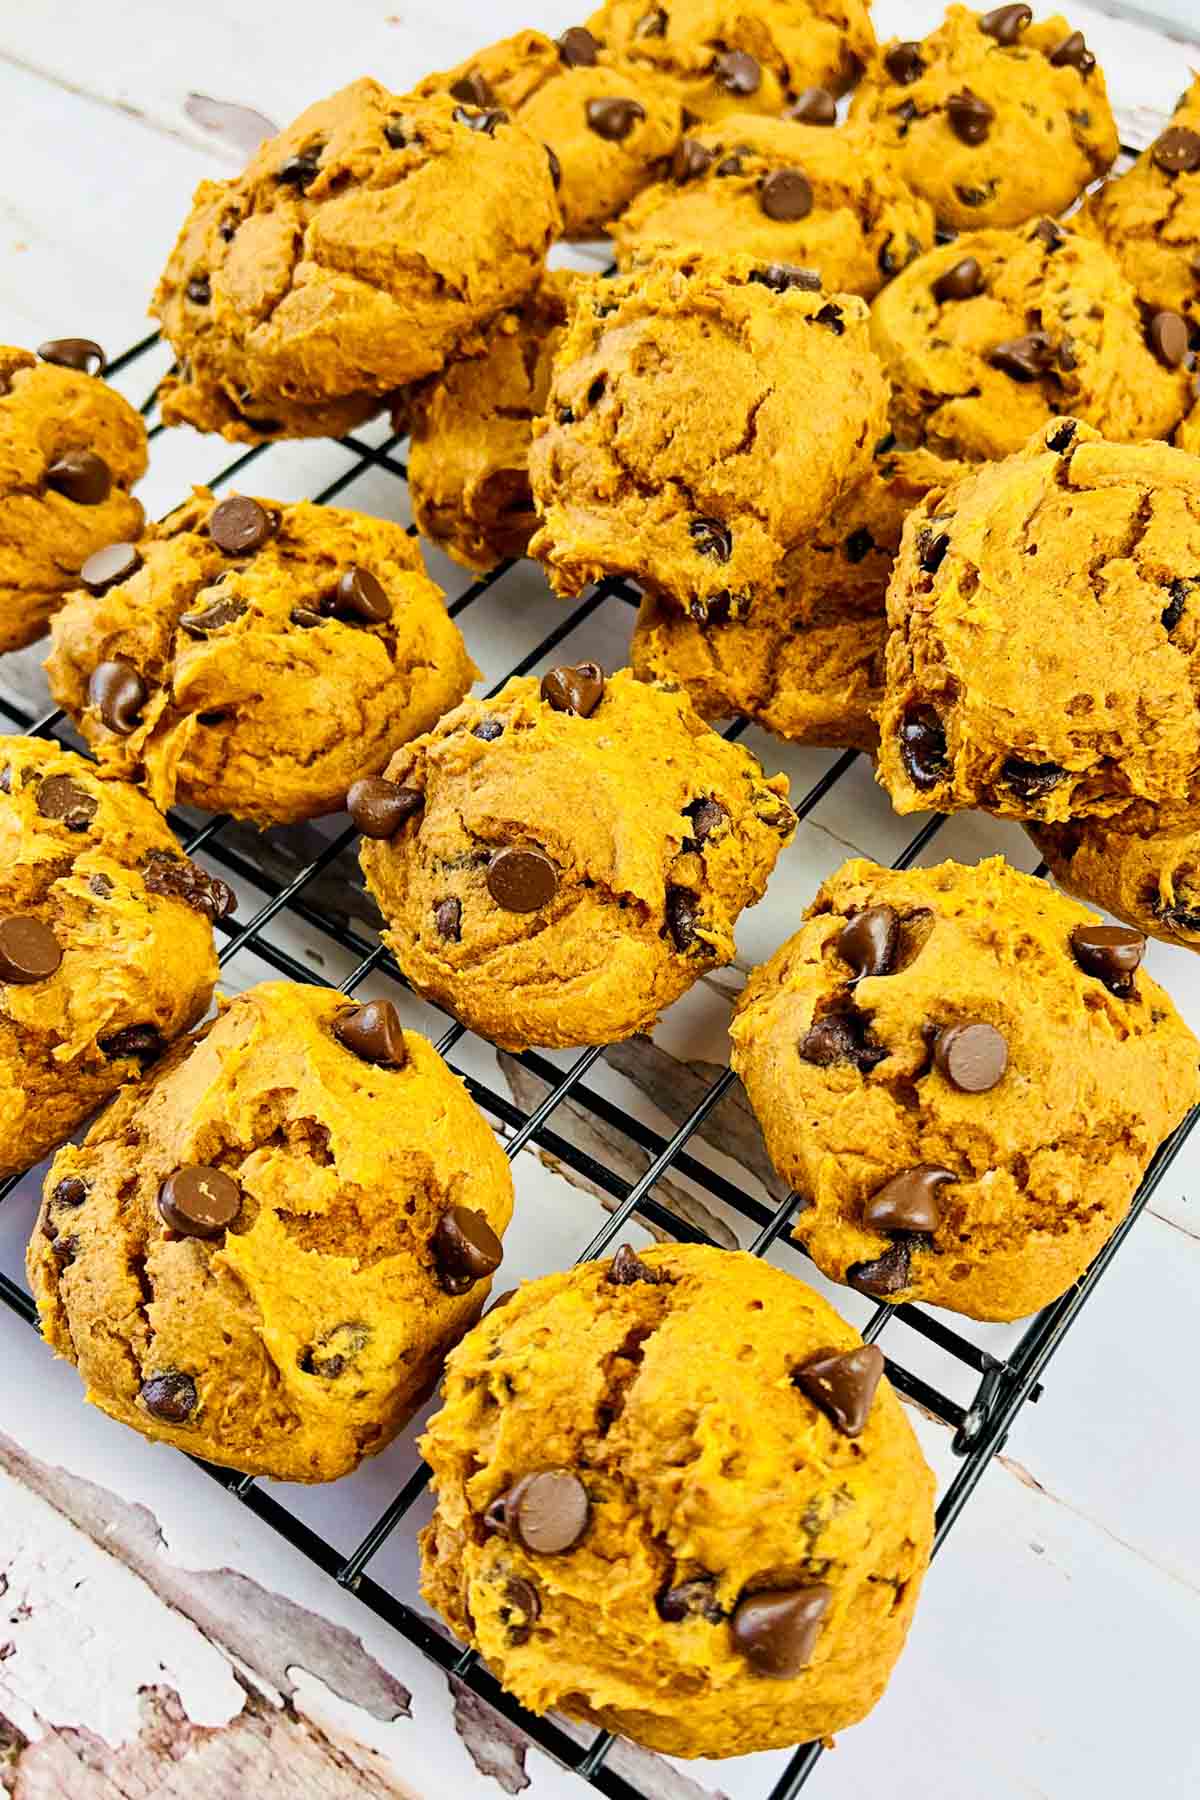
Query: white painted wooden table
xmin=2 ymin=5 xmax=1200 ymax=1797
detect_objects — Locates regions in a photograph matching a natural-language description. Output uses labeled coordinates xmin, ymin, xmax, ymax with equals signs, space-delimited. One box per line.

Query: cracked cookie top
xmin=731 ymin=856 xmax=1200 ymax=1321
xmin=45 ymin=487 xmax=477 ymax=828
xmin=0 ymin=735 xmax=222 ymax=1181
xmin=528 ymin=252 xmax=890 ymax=619
xmin=870 ymin=220 xmax=1194 ymax=462
xmin=151 ymin=82 xmax=560 ymax=438
xmin=850 ymin=3 xmax=1117 ymax=231
xmin=613 ymin=114 xmax=936 ymax=301
xmin=28 ymin=980 xmax=515 ymax=1483
xmin=419 ymin=1241 xmax=933 ymax=1759
xmin=355 ymin=666 xmax=794 ymax=1051
xmin=875 ymin=422 xmax=1200 ymax=827
xmin=416 ymin=28 xmax=682 ymax=239
xmin=0 ymin=344 xmax=146 ymax=653
xmin=587 ymin=0 xmax=876 ymax=123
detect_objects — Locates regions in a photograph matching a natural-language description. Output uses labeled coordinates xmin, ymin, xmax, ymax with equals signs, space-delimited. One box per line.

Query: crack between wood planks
xmin=0 ymin=47 xmax=232 ymax=163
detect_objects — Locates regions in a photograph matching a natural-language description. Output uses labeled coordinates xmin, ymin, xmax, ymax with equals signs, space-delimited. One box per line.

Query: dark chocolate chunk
xmin=1001 ymin=756 xmax=1066 ymax=800
xmin=1152 ymin=126 xmax=1200 ymax=174
xmin=99 ymin=1023 xmax=165 ymax=1063
xmin=837 ymin=904 xmax=900 ymax=978
xmin=36 ymin=775 xmax=97 ymax=832
xmin=332 ymin=566 xmax=390 ymax=623
xmin=508 ymin=1471 xmax=591 ymax=1553
xmin=798 ymin=1005 xmax=885 ymax=1072
xmin=848 ymin=1240 xmax=913 ymax=1296
xmin=277 ymin=145 xmax=322 ymax=188
xmin=473 ymin=717 xmax=504 ymax=741
xmin=682 ymin=794 xmax=727 ymax=847
xmin=814 ymin=301 xmax=845 ymax=334
xmin=1048 ymin=30 xmax=1095 ymax=74
xmin=672 ymin=138 xmax=714 ymax=182
xmin=918 ymin=527 xmax=950 ymax=573
xmin=844 ymin=526 xmax=875 ymax=563
xmin=452 ymin=106 xmax=508 ymax=135
xmin=608 ymin=1243 xmax=667 ymax=1285
xmin=503 ymin=1575 xmax=541 ymax=1642
xmin=179 ymin=596 xmax=247 ymax=636
xmin=1162 ymin=578 xmax=1190 ymax=632
xmin=900 ymin=704 xmax=948 ymax=788
xmin=1147 ymin=310 xmax=1189 ymax=369
xmin=449 ymin=71 xmax=495 ymax=106
xmin=689 ymin=516 xmax=732 ymax=562
xmin=657 ymin=1578 xmax=724 ymax=1623
xmin=142 ymin=849 xmax=236 ymax=921
xmin=748 ymin=263 xmax=822 ymax=293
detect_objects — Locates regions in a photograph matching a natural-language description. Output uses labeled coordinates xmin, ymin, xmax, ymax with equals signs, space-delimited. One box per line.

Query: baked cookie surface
xmin=529 ymin=254 xmax=889 ymax=618
xmin=874 ymin=423 xmax=1200 ymax=826
xmin=850 ymin=4 xmax=1117 ymax=231
xmin=0 ymin=344 xmax=146 ymax=652
xmin=870 ymin=221 xmax=1193 ymax=462
xmin=355 ymin=667 xmax=794 ymax=1051
xmin=730 ymin=857 xmax=1200 ymax=1321
xmin=419 ymin=1242 xmax=934 ymax=1758
xmin=613 ymin=114 xmax=935 ymax=300
xmin=0 ymin=735 xmax=223 ymax=1180
xmin=1031 ymin=813 xmax=1200 ymax=953
xmin=152 ymin=82 xmax=559 ymax=440
xmin=416 ymin=29 xmax=682 ymax=239
xmin=28 ymin=981 xmax=515 ymax=1483
xmin=45 ymin=487 xmax=476 ymax=827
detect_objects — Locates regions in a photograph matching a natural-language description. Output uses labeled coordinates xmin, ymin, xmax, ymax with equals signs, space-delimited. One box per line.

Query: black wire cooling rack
xmin=0 ymin=323 xmax=1197 ymax=1800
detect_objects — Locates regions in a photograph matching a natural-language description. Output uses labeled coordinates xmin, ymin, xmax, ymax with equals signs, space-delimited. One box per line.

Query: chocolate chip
xmin=933 ymin=256 xmax=984 ymax=302
xmin=689 ymin=517 xmax=732 ymax=562
xmin=453 ymin=106 xmax=508 ymax=135
xmin=730 ymin=1586 xmax=832 ymax=1677
xmin=838 ymin=904 xmax=899 ymax=978
xmin=947 ymin=89 xmax=994 ymax=145
xmin=955 ymin=181 xmax=994 ymax=208
xmin=277 ymin=145 xmax=322 ymax=188
xmin=289 ymin=606 xmax=324 ymax=629
xmin=487 ymin=847 xmax=558 ymax=913
xmin=635 ymin=5 xmax=667 ymax=34
xmin=672 ymin=138 xmax=714 ymax=182
xmin=557 ymin=25 xmax=599 ymax=66
xmin=749 ymin=263 xmax=822 ymax=294
xmin=473 ymin=717 xmax=504 ymax=741
xmin=434 ymin=896 xmax=462 ymax=941
xmin=37 ymin=338 xmax=105 ymax=375
xmin=432 ymin=1204 xmax=503 ymax=1295
xmin=1031 ymin=216 xmax=1065 ymax=251
xmin=89 ymin=872 xmax=114 ymax=898
xmin=843 ymin=526 xmax=874 ymax=563
xmin=541 ymin=662 xmax=605 ymax=717
xmin=52 ymin=1176 xmax=88 ymax=1208
xmin=88 ymin=660 xmax=146 ymax=735
xmin=884 ymin=42 xmax=925 ymax=84
xmin=863 ymin=1164 xmax=955 ymax=1233
xmin=179 ymin=596 xmax=247 ymax=637
xmin=918 ymin=528 xmax=950 ymax=574
xmin=980 ymin=4 xmax=1031 ymax=43
xmin=1148 ymin=310 xmax=1190 ymax=369
xmin=1070 ymin=922 xmax=1144 ymax=995
xmin=45 ymin=450 xmax=112 ymax=506
xmin=759 ymin=168 xmax=813 ymax=221
xmin=1047 ymin=419 xmax=1077 ymax=452
xmin=1162 ymin=578 xmax=1190 ymax=631
xmin=933 ymin=1021 xmax=1008 ymax=1092
xmin=900 ymin=704 xmax=948 ymax=789
xmin=347 ymin=776 xmax=423 ymax=839
xmin=798 ymin=1007 xmax=885 ymax=1071
xmin=384 ymin=118 xmax=415 ymax=149
xmin=878 ymin=232 xmax=922 ymax=277
xmin=330 ymin=566 xmax=390 ymax=623
xmin=658 ymin=1578 xmax=724 ymax=1623
xmin=139 ymin=1372 xmax=197 ymax=1424
xmin=99 ymin=1023 xmax=164 ymax=1063
xmin=142 ymin=849 xmax=235 ymax=921
xmin=609 ymin=1243 xmax=667 ymax=1285
xmin=716 ymin=148 xmax=748 ymax=177
xmin=814 ymin=301 xmax=845 ymax=334
xmin=300 ymin=1323 xmax=370 ymax=1380
xmin=209 ymin=495 xmax=274 ymax=555
xmin=0 ymin=917 xmax=61 ymax=985
xmin=449 ymin=71 xmax=495 ymax=106
xmin=157 ymin=1165 xmax=241 ymax=1238
xmin=665 ymin=884 xmax=700 ymax=952
xmin=849 ymin=1241 xmax=913 ymax=1296
xmin=988 ymin=332 xmax=1054 ymax=381
xmin=1049 ymin=30 xmax=1095 ymax=74
xmin=186 ymin=275 xmax=211 ymax=305
xmin=334 ymin=999 xmax=408 ymax=1067
xmin=586 ymin=97 xmax=645 ymax=141
xmin=1001 ymin=755 xmax=1065 ymax=800
xmin=505 ymin=1471 xmax=591 ymax=1554
xmin=36 ymin=775 xmax=97 ymax=832
xmin=80 ymin=542 xmax=140 ymax=595
xmin=787 ymin=87 xmax=837 ymax=125
xmin=1152 ymin=126 xmax=1200 ymax=174
xmin=682 ymin=794 xmax=727 ymax=848
xmin=794 ymin=1344 xmax=885 ymax=1437
xmin=712 ymin=49 xmax=760 ymax=94
xmin=503 ymin=1576 xmax=541 ymax=1642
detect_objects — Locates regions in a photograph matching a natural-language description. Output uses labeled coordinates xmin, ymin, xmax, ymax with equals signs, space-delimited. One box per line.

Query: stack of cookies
xmin=5 ymin=0 xmax=1200 ymax=1769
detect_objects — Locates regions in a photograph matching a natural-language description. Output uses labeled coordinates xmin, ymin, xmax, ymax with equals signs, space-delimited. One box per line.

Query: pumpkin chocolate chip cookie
xmin=419 ymin=1242 xmax=934 ymax=1758
xmin=0 ymin=735 xmax=225 ymax=1181
xmin=613 ymin=115 xmax=935 ymax=300
xmin=850 ymin=4 xmax=1117 ymax=232
xmin=45 ymin=487 xmax=476 ymax=827
xmin=875 ymin=422 xmax=1200 ymax=826
xmin=28 ymin=981 xmax=515 ymax=1482
xmin=152 ymin=82 xmax=560 ymax=443
xmin=587 ymin=0 xmax=876 ymax=124
xmin=405 ymin=271 xmax=580 ymax=574
xmin=630 ymin=443 xmax=968 ymax=748
xmin=1031 ymin=813 xmax=1200 ymax=954
xmin=354 ymin=667 xmax=794 ymax=1050
xmin=416 ymin=28 xmax=682 ymax=239
xmin=870 ymin=220 xmax=1193 ymax=462
xmin=0 ymin=342 xmax=146 ymax=652
xmin=529 ymin=253 xmax=890 ymax=620
xmin=731 ymin=857 xmax=1200 ymax=1321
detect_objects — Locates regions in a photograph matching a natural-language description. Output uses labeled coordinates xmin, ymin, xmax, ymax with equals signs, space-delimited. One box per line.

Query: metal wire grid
xmin=0 ymin=324 xmax=1195 ymax=1800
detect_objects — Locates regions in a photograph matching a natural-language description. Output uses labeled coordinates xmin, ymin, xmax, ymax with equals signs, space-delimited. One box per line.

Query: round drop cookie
xmin=631 ymin=445 xmax=969 ymax=749
xmin=354 ymin=667 xmax=794 ymax=1051
xmin=587 ymin=0 xmax=876 ymax=123
xmin=850 ymin=4 xmax=1117 ymax=231
xmin=420 ymin=1243 xmax=933 ymax=1758
xmin=613 ymin=115 xmax=935 ymax=300
xmin=152 ymin=82 xmax=559 ymax=441
xmin=529 ymin=253 xmax=889 ymax=620
xmin=1079 ymin=76 xmax=1200 ymax=328
xmin=404 ymin=272 xmax=580 ymax=574
xmin=45 ymin=488 xmax=476 ymax=827
xmin=416 ymin=28 xmax=682 ymax=240
xmin=28 ymin=981 xmax=515 ymax=1482
xmin=0 ymin=343 xmax=146 ymax=652
xmin=875 ymin=423 xmax=1200 ymax=826
xmin=870 ymin=220 xmax=1193 ymax=462
xmin=1031 ymin=814 xmax=1200 ymax=954
xmin=731 ymin=857 xmax=1200 ymax=1321
xmin=0 ymin=736 xmax=225 ymax=1180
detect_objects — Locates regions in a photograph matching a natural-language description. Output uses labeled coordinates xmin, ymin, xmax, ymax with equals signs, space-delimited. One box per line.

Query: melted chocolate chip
xmin=277 ymin=145 xmax=322 ymax=188
xmin=1070 ymin=923 xmax=1144 ymax=995
xmin=689 ymin=517 xmax=732 ymax=562
xmin=158 ymin=1165 xmax=241 ymax=1238
xmin=712 ymin=49 xmax=760 ymax=95
xmin=814 ymin=302 xmax=845 ymax=334
xmin=80 ymin=542 xmax=139 ymax=595
xmin=36 ymin=775 xmax=96 ymax=832
xmin=473 ymin=717 xmax=504 ymax=741
xmin=179 ymin=596 xmax=247 ymax=636
xmin=503 ymin=1576 xmax=541 ymax=1642
xmin=99 ymin=1023 xmax=165 ymax=1063
xmin=37 ymin=338 xmax=106 ymax=375
xmin=794 ymin=1344 xmax=885 ymax=1437
xmin=545 ymin=144 xmax=562 ymax=189
xmin=988 ymin=331 xmax=1055 ymax=381
xmin=1049 ymin=30 xmax=1095 ymax=74
xmin=52 ymin=1176 xmax=88 ymax=1208
xmin=540 ymin=662 xmax=605 ymax=717
xmin=0 ymin=917 xmax=62 ymax=985
xmin=449 ymin=71 xmax=495 ymax=106
xmin=884 ymin=42 xmax=925 ymax=84
xmin=334 ymin=999 xmax=408 ymax=1066
xmin=432 ymin=1204 xmax=503 ymax=1294
xmin=682 ymin=794 xmax=727 ymax=848
xmin=838 ymin=904 xmax=900 ymax=978
xmin=143 ymin=850 xmax=235 ymax=921
xmin=586 ymin=97 xmax=645 ymax=141
xmin=300 ymin=1323 xmax=370 ymax=1380
xmin=918 ymin=527 xmax=950 ymax=573
xmin=933 ymin=256 xmax=984 ymax=303
xmin=863 ymin=1165 xmax=955 ymax=1233
xmin=665 ymin=884 xmax=700 ymax=952
xmin=487 ymin=847 xmax=558 ymax=912
xmin=557 ymin=25 xmax=598 ymax=66
xmin=672 ymin=138 xmax=714 ymax=182
xmin=759 ymin=168 xmax=813 ymax=222
xmin=140 ymin=1372 xmax=198 ymax=1424
xmin=658 ymin=1578 xmax=724 ymax=1623
xmin=730 ymin=1586 xmax=832 ymax=1677
xmin=209 ymin=495 xmax=274 ymax=554
xmin=748 ymin=263 xmax=822 ymax=293
xmin=947 ymin=89 xmax=994 ymax=145
xmin=636 ymin=4 xmax=667 ymax=33
xmin=798 ymin=1006 xmax=885 ymax=1072
xmin=1047 ymin=419 xmax=1077 ymax=452
xmin=347 ymin=777 xmax=423 ymax=838
xmin=46 ymin=450 xmax=112 ymax=506
xmin=849 ymin=1240 xmax=914 ymax=1296
xmin=934 ymin=1021 xmax=1008 ymax=1092
xmin=609 ymin=1243 xmax=667 ymax=1285
xmin=434 ymin=896 xmax=462 ymax=941
xmin=787 ymin=86 xmax=837 ymax=124
xmin=88 ymin=661 xmax=146 ymax=735
xmin=980 ymin=4 xmax=1031 ymax=42
xmin=901 ymin=705 xmax=948 ymax=788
